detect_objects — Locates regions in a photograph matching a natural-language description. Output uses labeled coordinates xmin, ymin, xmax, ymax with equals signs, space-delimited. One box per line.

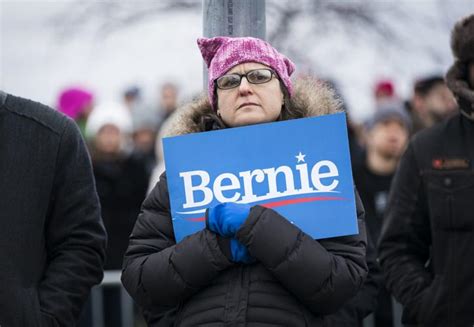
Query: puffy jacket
xmin=122 ymin=79 xmax=368 ymax=326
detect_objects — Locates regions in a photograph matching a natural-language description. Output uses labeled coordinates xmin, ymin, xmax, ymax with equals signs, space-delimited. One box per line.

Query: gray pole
xmin=202 ymin=0 xmax=266 ymax=89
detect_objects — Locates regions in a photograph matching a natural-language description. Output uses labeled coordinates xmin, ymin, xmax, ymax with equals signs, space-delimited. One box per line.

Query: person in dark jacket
xmin=86 ymin=102 xmax=149 ymax=270
xmin=122 ymin=36 xmax=368 ymax=326
xmin=378 ymin=13 xmax=474 ymax=327
xmin=86 ymin=102 xmax=149 ymax=327
xmin=325 ymin=104 xmax=411 ymax=327
xmin=404 ymin=75 xmax=457 ymax=135
xmin=0 ymin=91 xmax=107 ymax=327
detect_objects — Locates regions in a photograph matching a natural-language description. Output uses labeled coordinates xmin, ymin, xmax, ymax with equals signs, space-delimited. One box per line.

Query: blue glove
xmin=230 ymin=238 xmax=255 ymax=264
xmin=206 ymin=202 xmax=251 ymax=237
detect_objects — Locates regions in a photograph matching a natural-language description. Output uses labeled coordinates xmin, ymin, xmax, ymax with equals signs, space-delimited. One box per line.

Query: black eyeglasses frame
xmin=215 ymin=68 xmax=277 ymax=90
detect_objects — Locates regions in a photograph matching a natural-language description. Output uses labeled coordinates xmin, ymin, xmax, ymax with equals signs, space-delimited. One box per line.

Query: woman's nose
xmin=238 ymin=76 xmax=253 ymax=95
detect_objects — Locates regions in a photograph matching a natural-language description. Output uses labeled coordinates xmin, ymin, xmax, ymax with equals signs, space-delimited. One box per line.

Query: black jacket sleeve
xmin=121 ymin=173 xmax=234 ymax=320
xmin=378 ymin=143 xmax=432 ymax=323
xmin=323 ymin=229 xmax=382 ymax=326
xmin=235 ymin=189 xmax=368 ymax=315
xmin=38 ymin=118 xmax=107 ymax=326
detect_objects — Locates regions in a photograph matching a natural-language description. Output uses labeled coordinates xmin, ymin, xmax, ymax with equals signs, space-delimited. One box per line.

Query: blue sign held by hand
xmin=163 ymin=112 xmax=358 ymax=243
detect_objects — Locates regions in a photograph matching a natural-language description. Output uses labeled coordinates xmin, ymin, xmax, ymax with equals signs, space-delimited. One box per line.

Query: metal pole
xmin=202 ymin=0 xmax=266 ymax=89
xmin=203 ymin=0 xmax=265 ymax=39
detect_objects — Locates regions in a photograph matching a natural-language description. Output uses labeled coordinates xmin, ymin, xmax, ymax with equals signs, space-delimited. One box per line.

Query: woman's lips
xmin=238 ymin=102 xmax=259 ymax=109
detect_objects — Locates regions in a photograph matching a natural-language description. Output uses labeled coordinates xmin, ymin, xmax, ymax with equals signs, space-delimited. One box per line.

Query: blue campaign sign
xmin=163 ymin=112 xmax=357 ymax=243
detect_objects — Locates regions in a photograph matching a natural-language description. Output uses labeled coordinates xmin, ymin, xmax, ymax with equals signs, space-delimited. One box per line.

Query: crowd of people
xmin=1 ymin=12 xmax=473 ymax=327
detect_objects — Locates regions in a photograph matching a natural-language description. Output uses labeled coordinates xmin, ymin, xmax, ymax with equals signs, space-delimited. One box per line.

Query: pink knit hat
xmin=57 ymin=87 xmax=94 ymax=120
xmin=197 ymin=36 xmax=296 ymax=110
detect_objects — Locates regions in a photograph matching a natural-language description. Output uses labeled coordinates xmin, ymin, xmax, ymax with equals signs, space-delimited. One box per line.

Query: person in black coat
xmin=86 ymin=102 xmax=150 ymax=270
xmin=378 ymin=13 xmax=474 ymax=326
xmin=122 ymin=36 xmax=368 ymax=326
xmin=84 ymin=102 xmax=149 ymax=327
xmin=0 ymin=91 xmax=107 ymax=327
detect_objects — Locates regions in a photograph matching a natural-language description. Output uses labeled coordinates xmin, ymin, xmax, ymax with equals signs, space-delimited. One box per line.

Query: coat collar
xmin=161 ymin=78 xmax=343 ymax=137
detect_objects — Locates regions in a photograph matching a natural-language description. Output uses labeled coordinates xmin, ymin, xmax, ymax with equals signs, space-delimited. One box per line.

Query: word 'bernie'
xmin=179 ymin=160 xmax=340 ymax=209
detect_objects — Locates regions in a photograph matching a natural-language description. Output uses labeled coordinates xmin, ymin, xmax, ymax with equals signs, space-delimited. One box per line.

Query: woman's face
xmin=216 ymin=62 xmax=284 ymax=127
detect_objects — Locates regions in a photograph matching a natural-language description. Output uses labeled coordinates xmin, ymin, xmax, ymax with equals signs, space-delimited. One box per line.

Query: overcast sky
xmin=1 ymin=1 xmax=474 ymax=121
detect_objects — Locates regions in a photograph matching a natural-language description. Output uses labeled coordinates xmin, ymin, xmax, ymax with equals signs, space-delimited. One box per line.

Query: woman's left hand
xmin=206 ymin=202 xmax=251 ymax=237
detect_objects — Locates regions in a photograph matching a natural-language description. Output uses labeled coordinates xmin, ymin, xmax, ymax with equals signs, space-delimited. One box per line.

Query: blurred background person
xmin=145 ymin=81 xmax=181 ymax=192
xmin=405 ymin=75 xmax=457 ymax=134
xmin=374 ymin=79 xmax=398 ymax=108
xmin=86 ymin=102 xmax=149 ymax=271
xmin=121 ymin=84 xmax=160 ymax=175
xmin=123 ymin=85 xmax=142 ymax=113
xmin=57 ymin=86 xmax=95 ymax=136
xmin=86 ymin=103 xmax=150 ymax=327
xmin=131 ymin=106 xmax=159 ymax=176
xmin=354 ymin=103 xmax=411 ymax=327
xmin=156 ymin=82 xmax=180 ymax=132
xmin=323 ymin=79 xmax=366 ymax=165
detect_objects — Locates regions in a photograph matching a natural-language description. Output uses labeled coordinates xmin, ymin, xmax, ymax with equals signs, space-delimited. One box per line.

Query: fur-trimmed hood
xmin=446 ymin=61 xmax=474 ymax=120
xmin=160 ymin=78 xmax=343 ymax=137
xmin=446 ymin=13 xmax=474 ymax=120
xmin=450 ymin=13 xmax=474 ymax=63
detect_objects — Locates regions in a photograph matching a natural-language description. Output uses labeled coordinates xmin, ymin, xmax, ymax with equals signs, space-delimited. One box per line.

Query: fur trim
xmin=162 ymin=78 xmax=343 ymax=137
xmin=451 ymin=14 xmax=474 ymax=62
xmin=446 ymin=60 xmax=474 ymax=119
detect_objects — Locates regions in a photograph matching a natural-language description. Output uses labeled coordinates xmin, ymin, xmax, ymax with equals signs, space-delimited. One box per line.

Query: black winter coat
xmin=0 ymin=92 xmax=107 ymax=327
xmin=378 ymin=112 xmax=474 ymax=326
xmin=122 ymin=79 xmax=368 ymax=326
xmin=93 ymin=153 xmax=149 ymax=269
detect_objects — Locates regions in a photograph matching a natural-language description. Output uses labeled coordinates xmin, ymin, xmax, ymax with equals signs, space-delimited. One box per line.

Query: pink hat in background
xmin=374 ymin=80 xmax=395 ymax=98
xmin=57 ymin=87 xmax=94 ymax=120
xmin=197 ymin=36 xmax=296 ymax=110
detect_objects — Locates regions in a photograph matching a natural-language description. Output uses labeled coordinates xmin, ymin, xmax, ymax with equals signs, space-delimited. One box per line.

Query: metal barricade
xmin=89 ymin=270 xmax=135 ymax=327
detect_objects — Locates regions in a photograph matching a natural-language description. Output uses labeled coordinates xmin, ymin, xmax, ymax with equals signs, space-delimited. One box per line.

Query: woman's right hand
xmin=206 ymin=202 xmax=255 ymax=263
xmin=206 ymin=202 xmax=251 ymax=237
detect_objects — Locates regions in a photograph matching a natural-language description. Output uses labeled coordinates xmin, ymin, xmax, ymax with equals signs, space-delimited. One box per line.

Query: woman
xmin=122 ymin=36 xmax=367 ymax=326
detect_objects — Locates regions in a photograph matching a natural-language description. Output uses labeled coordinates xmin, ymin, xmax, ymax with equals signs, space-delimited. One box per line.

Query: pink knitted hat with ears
xmin=197 ymin=36 xmax=296 ymax=110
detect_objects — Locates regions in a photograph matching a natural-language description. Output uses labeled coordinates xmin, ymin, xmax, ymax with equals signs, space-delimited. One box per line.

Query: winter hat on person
xmin=197 ymin=36 xmax=296 ymax=110
xmin=57 ymin=87 xmax=94 ymax=120
xmin=85 ymin=102 xmax=133 ymax=139
xmin=131 ymin=105 xmax=159 ymax=133
xmin=446 ymin=13 xmax=474 ymax=119
xmin=450 ymin=13 xmax=474 ymax=63
xmin=374 ymin=80 xmax=395 ymax=98
xmin=124 ymin=86 xmax=141 ymax=99
xmin=366 ymin=102 xmax=412 ymax=132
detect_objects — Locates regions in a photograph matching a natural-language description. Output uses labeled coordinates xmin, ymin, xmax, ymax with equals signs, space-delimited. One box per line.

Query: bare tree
xmin=46 ymin=0 xmax=446 ymax=70
xmin=48 ymin=0 xmax=201 ymax=40
xmin=49 ymin=0 xmax=418 ymax=46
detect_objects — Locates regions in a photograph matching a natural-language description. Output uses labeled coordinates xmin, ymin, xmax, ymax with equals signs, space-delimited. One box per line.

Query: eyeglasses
xmin=216 ymin=69 xmax=276 ymax=90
